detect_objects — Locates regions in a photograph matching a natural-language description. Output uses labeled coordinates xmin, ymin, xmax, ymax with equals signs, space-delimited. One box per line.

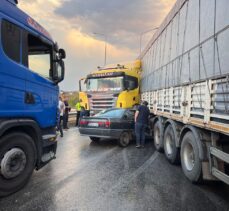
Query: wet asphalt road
xmin=0 ymin=128 xmax=229 ymax=211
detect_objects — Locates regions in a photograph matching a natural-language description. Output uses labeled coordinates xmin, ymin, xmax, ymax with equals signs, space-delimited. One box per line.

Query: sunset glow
xmin=19 ymin=0 xmax=176 ymax=91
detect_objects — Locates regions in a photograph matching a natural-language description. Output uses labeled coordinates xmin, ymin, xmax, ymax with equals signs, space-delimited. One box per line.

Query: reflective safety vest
xmin=75 ymin=102 xmax=81 ymax=111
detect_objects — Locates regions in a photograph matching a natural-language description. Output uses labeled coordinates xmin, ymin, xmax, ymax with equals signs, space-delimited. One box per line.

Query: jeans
xmin=135 ymin=122 xmax=147 ymax=146
xmin=57 ymin=116 xmax=63 ymax=137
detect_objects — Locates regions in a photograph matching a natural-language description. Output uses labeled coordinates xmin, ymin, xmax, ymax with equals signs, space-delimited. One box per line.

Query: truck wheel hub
xmin=165 ymin=134 xmax=173 ymax=155
xmin=155 ymin=128 xmax=160 ymax=145
xmin=183 ymin=143 xmax=195 ymax=171
xmin=0 ymin=148 xmax=26 ymax=179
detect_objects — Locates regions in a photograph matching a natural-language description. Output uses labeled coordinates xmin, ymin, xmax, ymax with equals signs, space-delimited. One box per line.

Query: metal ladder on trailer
xmin=209 ymin=135 xmax=229 ymax=184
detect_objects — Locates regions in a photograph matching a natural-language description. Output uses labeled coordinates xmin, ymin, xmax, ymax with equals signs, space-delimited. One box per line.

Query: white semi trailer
xmin=140 ymin=0 xmax=229 ymax=184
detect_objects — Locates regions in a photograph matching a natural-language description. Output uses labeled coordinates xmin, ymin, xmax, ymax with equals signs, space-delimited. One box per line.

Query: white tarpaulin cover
xmin=140 ymin=0 xmax=229 ymax=92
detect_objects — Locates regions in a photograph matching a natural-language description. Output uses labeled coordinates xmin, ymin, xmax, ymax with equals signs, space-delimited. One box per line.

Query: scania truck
xmin=79 ymin=60 xmax=141 ymax=115
xmin=0 ymin=0 xmax=66 ymax=196
xmin=140 ymin=0 xmax=229 ymax=184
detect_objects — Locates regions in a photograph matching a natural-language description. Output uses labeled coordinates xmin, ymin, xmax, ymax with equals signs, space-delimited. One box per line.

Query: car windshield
xmin=86 ymin=76 xmax=124 ymax=92
xmin=95 ymin=109 xmax=125 ymax=118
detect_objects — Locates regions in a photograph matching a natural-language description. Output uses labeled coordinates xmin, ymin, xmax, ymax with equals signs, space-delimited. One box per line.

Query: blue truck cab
xmin=0 ymin=0 xmax=66 ymax=196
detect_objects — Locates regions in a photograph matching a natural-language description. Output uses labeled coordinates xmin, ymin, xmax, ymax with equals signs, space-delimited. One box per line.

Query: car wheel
xmin=0 ymin=132 xmax=36 ymax=197
xmin=118 ymin=132 xmax=130 ymax=147
xmin=163 ymin=125 xmax=180 ymax=164
xmin=89 ymin=137 xmax=100 ymax=142
xmin=153 ymin=121 xmax=163 ymax=152
xmin=181 ymin=131 xmax=202 ymax=183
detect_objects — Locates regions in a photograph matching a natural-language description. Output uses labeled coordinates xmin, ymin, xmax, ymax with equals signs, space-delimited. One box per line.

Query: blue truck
xmin=0 ymin=0 xmax=66 ymax=196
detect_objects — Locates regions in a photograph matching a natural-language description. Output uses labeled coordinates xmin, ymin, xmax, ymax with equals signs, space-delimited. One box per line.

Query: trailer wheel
xmin=118 ymin=132 xmax=130 ymax=147
xmin=89 ymin=137 xmax=100 ymax=142
xmin=0 ymin=132 xmax=36 ymax=197
xmin=181 ymin=131 xmax=202 ymax=183
xmin=153 ymin=121 xmax=163 ymax=152
xmin=164 ymin=125 xmax=180 ymax=164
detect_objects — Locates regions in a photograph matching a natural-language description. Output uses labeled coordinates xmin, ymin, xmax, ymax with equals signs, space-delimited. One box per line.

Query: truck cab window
xmin=125 ymin=76 xmax=138 ymax=90
xmin=1 ymin=20 xmax=20 ymax=63
xmin=26 ymin=34 xmax=52 ymax=79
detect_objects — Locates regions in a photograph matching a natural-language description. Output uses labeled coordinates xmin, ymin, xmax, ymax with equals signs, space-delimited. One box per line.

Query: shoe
xmin=136 ymin=145 xmax=141 ymax=148
xmin=60 ymin=134 xmax=63 ymax=137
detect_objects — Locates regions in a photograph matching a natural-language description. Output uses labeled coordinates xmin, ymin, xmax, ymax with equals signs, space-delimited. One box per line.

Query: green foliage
xmin=64 ymin=92 xmax=79 ymax=108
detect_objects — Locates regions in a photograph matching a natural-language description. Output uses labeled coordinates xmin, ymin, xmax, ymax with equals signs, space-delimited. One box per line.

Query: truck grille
xmin=89 ymin=94 xmax=118 ymax=112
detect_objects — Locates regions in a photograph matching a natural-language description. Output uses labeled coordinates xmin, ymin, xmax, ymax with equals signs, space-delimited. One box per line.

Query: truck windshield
xmin=86 ymin=76 xmax=124 ymax=92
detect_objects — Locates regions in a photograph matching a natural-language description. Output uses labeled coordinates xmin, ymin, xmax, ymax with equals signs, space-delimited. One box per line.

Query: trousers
xmin=75 ymin=111 xmax=80 ymax=126
xmin=57 ymin=116 xmax=63 ymax=137
xmin=135 ymin=122 xmax=147 ymax=146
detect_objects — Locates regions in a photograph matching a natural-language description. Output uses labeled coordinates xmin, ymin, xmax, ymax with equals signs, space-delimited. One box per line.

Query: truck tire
xmin=89 ymin=137 xmax=100 ymax=142
xmin=118 ymin=132 xmax=130 ymax=147
xmin=180 ymin=131 xmax=202 ymax=183
xmin=0 ymin=132 xmax=36 ymax=197
xmin=153 ymin=121 xmax=163 ymax=152
xmin=164 ymin=125 xmax=180 ymax=164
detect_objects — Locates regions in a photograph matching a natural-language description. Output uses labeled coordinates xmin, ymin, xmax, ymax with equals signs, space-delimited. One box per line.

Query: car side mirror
xmin=123 ymin=114 xmax=128 ymax=120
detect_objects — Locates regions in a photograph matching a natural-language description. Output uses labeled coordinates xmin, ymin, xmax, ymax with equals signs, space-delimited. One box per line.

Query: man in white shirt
xmin=58 ymin=96 xmax=65 ymax=137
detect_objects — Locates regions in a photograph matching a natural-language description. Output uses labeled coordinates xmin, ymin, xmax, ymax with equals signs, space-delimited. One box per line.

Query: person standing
xmin=58 ymin=96 xmax=65 ymax=137
xmin=63 ymin=97 xmax=71 ymax=129
xmin=134 ymin=101 xmax=150 ymax=148
xmin=79 ymin=106 xmax=88 ymax=118
xmin=75 ymin=100 xmax=81 ymax=127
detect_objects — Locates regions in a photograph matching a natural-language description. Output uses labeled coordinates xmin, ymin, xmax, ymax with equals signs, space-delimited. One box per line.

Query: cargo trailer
xmin=140 ymin=0 xmax=229 ymax=184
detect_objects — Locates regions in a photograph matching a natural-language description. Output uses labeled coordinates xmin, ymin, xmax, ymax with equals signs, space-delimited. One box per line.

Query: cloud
xmin=19 ymin=0 xmax=176 ymax=91
xmin=55 ymin=0 xmax=176 ymax=49
xmin=59 ymin=29 xmax=137 ymax=91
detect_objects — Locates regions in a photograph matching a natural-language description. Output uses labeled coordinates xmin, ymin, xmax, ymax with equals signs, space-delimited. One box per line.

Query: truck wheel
xmin=164 ymin=125 xmax=180 ymax=164
xmin=181 ymin=131 xmax=202 ymax=183
xmin=118 ymin=132 xmax=130 ymax=147
xmin=153 ymin=121 xmax=163 ymax=152
xmin=0 ymin=133 xmax=36 ymax=197
xmin=89 ymin=137 xmax=100 ymax=142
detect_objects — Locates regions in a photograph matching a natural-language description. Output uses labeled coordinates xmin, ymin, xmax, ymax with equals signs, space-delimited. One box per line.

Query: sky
xmin=19 ymin=0 xmax=176 ymax=91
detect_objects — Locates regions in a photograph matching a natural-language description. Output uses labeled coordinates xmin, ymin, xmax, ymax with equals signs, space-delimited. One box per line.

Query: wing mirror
xmin=59 ymin=49 xmax=66 ymax=59
xmin=123 ymin=114 xmax=128 ymax=120
xmin=53 ymin=60 xmax=65 ymax=84
xmin=125 ymin=81 xmax=130 ymax=91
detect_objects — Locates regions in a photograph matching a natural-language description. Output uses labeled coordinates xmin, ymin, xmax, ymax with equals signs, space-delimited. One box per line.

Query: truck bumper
xmin=37 ymin=132 xmax=58 ymax=170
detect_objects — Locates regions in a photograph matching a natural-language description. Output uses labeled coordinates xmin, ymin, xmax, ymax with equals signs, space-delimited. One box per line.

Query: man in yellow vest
xmin=75 ymin=101 xmax=81 ymax=127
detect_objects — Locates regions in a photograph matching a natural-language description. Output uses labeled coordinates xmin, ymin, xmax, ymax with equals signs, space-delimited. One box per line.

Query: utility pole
xmin=93 ymin=32 xmax=107 ymax=66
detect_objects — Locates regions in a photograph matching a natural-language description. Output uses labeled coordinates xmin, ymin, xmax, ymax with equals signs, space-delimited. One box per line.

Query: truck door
xmin=0 ymin=19 xmax=27 ymax=117
xmin=22 ymin=31 xmax=58 ymax=128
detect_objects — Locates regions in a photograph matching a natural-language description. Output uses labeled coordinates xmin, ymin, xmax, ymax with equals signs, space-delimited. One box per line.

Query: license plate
xmin=88 ymin=122 xmax=99 ymax=127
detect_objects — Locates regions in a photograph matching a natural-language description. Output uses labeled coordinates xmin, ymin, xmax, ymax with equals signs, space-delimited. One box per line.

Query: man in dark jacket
xmin=134 ymin=101 xmax=150 ymax=148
